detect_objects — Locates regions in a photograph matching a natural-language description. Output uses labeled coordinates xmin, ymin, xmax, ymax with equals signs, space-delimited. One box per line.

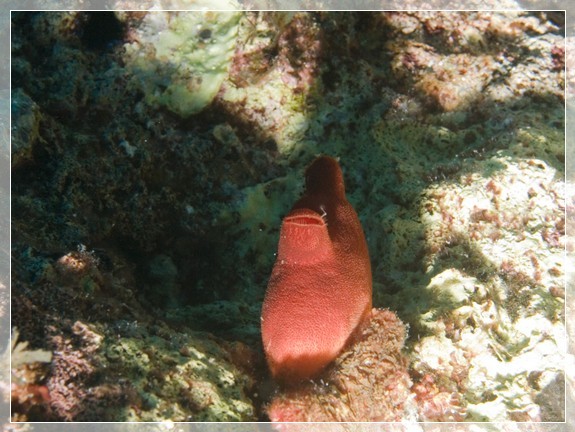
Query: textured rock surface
xmin=119 ymin=9 xmax=241 ymax=117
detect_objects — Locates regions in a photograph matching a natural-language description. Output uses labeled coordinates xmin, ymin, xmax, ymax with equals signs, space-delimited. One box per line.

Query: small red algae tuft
xmin=412 ymin=374 xmax=466 ymax=421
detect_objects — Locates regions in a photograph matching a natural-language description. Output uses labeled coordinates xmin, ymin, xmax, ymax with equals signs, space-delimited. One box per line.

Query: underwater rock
xmin=11 ymin=89 xmax=41 ymax=168
xmin=119 ymin=8 xmax=241 ymax=117
xmin=10 ymin=9 xmax=566 ymax=423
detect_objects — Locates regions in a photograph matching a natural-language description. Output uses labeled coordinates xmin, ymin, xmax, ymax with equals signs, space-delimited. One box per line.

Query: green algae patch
xmin=228 ymin=174 xmax=301 ymax=263
xmin=120 ymin=10 xmax=241 ymax=117
xmin=102 ymin=329 xmax=255 ymax=422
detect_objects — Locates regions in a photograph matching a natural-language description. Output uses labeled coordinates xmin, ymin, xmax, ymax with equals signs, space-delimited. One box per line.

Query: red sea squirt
xmin=261 ymin=156 xmax=372 ymax=383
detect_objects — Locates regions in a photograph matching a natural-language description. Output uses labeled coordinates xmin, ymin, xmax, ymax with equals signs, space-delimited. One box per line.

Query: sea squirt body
xmin=261 ymin=156 xmax=372 ymax=383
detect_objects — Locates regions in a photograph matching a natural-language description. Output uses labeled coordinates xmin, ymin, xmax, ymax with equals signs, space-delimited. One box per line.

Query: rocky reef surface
xmin=10 ymin=8 xmax=565 ymax=423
